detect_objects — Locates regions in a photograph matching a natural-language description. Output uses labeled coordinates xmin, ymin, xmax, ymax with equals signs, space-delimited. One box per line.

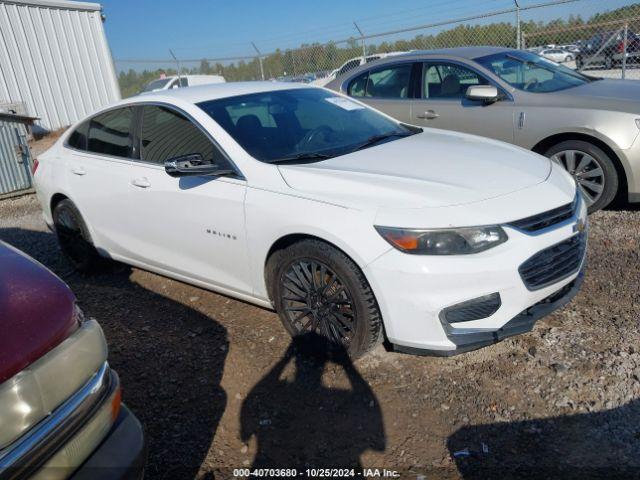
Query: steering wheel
xmin=298 ymin=125 xmax=334 ymax=149
xmin=524 ymin=77 xmax=539 ymax=91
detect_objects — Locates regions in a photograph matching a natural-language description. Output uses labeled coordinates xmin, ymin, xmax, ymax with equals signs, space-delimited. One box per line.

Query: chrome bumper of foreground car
xmin=69 ymin=405 xmax=146 ymax=480
xmin=392 ymin=266 xmax=585 ymax=357
xmin=0 ymin=363 xmax=115 ymax=480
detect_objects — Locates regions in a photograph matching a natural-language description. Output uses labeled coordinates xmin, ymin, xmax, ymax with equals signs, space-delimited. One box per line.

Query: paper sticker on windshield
xmin=325 ymin=97 xmax=365 ymax=111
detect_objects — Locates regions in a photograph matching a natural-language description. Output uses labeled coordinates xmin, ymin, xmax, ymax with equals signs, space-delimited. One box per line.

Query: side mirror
xmin=465 ymin=85 xmax=500 ymax=104
xmin=165 ymin=154 xmax=233 ymax=177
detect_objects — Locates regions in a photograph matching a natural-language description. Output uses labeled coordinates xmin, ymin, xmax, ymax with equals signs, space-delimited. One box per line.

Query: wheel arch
xmin=531 ymin=132 xmax=629 ymax=197
xmin=50 ymin=192 xmax=70 ymax=216
xmin=263 ymin=232 xmax=370 ymax=303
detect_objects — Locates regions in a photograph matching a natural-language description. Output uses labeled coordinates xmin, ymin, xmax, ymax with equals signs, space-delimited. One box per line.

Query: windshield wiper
xmin=267 ymin=152 xmax=333 ymax=164
xmin=353 ymin=131 xmax=413 ymax=152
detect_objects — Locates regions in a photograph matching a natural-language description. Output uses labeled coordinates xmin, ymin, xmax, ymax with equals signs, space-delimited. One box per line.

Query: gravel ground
xmin=1 ymin=194 xmax=639 ymax=479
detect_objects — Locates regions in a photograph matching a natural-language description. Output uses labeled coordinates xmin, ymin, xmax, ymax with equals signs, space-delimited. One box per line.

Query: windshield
xmin=142 ymin=78 xmax=172 ymax=92
xmin=475 ymin=51 xmax=591 ymax=93
xmin=197 ymin=88 xmax=417 ymax=163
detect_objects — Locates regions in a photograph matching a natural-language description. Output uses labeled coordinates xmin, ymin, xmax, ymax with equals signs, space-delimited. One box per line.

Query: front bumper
xmin=393 ymin=267 xmax=584 ymax=356
xmin=364 ymin=201 xmax=587 ymax=355
xmin=70 ymin=406 xmax=146 ymax=480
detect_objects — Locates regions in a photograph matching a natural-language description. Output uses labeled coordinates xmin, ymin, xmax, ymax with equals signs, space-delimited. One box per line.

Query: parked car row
xmin=575 ymin=30 xmax=640 ymax=69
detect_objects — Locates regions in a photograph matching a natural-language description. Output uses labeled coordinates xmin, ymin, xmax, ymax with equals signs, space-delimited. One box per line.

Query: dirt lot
xmin=1 ymin=194 xmax=639 ymax=479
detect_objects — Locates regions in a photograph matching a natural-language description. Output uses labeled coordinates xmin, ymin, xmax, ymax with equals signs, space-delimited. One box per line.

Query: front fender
xmin=244 ymin=188 xmax=390 ymax=300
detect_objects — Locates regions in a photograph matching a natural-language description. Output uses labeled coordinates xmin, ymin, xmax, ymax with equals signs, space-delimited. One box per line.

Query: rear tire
xmin=267 ymin=239 xmax=382 ymax=359
xmin=53 ymin=199 xmax=102 ymax=272
xmin=544 ymin=140 xmax=618 ymax=213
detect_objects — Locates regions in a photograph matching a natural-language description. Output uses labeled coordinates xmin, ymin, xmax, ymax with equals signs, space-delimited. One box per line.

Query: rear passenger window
xmin=67 ymin=122 xmax=88 ymax=150
xmin=140 ymin=105 xmax=223 ymax=165
xmin=365 ymin=64 xmax=412 ymax=99
xmin=87 ymin=108 xmax=134 ymax=158
xmin=348 ymin=72 xmax=368 ymax=97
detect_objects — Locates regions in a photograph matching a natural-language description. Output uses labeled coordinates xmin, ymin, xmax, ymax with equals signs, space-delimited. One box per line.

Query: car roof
xmin=130 ymin=81 xmax=312 ymax=104
xmin=396 ymin=46 xmax=512 ymax=60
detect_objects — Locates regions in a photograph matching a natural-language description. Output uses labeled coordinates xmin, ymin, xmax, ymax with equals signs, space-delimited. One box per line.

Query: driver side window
xmin=140 ymin=105 xmax=226 ymax=166
xmin=423 ymin=62 xmax=488 ymax=99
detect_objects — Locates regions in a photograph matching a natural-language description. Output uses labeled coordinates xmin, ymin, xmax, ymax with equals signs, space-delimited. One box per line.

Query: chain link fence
xmin=115 ymin=0 xmax=640 ymax=97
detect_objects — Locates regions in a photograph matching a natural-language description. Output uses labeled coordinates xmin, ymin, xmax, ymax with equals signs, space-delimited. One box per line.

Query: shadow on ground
xmin=241 ymin=333 xmax=386 ymax=469
xmin=448 ymin=400 xmax=640 ymax=479
xmin=0 ymin=228 xmax=228 ymax=479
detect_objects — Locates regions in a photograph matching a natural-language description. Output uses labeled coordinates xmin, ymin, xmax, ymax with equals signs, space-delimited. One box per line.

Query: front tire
xmin=53 ymin=199 xmax=102 ymax=272
xmin=544 ymin=140 xmax=619 ymax=213
xmin=267 ymin=239 xmax=382 ymax=358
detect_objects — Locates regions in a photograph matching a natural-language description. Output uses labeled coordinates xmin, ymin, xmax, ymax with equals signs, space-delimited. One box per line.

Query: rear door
xmin=346 ymin=62 xmax=418 ymax=124
xmin=410 ymin=61 xmax=515 ymax=143
xmin=65 ymin=107 xmax=141 ymax=256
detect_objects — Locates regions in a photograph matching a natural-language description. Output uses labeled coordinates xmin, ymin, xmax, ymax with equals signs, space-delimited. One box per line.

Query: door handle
xmin=71 ymin=167 xmax=86 ymax=176
xmin=131 ymin=177 xmax=151 ymax=188
xmin=416 ymin=110 xmax=440 ymax=120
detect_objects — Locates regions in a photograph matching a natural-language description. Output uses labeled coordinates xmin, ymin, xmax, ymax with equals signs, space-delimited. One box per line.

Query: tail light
xmin=31 ymin=157 xmax=39 ymax=175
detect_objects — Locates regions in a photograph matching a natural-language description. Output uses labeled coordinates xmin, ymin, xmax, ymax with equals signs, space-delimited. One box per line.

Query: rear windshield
xmin=142 ymin=78 xmax=172 ymax=92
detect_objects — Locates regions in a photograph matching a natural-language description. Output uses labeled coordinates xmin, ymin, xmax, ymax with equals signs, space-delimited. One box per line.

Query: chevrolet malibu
xmin=0 ymin=241 xmax=145 ymax=478
xmin=34 ymin=82 xmax=587 ymax=358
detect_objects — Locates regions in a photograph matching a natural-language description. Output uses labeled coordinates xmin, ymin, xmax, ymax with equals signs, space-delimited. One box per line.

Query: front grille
xmin=519 ymin=232 xmax=586 ymax=290
xmin=508 ymin=195 xmax=577 ymax=232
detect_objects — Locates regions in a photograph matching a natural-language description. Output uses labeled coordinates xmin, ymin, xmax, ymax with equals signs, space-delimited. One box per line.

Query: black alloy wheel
xmin=281 ymin=259 xmax=357 ymax=346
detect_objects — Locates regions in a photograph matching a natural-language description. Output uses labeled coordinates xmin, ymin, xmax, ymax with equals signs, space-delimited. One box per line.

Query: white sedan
xmin=539 ymin=48 xmax=574 ymax=63
xmin=34 ymin=82 xmax=587 ymax=357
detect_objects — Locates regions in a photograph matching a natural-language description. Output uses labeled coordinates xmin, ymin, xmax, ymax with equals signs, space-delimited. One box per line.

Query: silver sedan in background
xmin=326 ymin=47 xmax=640 ymax=212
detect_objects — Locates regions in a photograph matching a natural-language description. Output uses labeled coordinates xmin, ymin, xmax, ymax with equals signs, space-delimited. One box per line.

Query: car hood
xmin=278 ymin=130 xmax=551 ymax=209
xmin=0 ymin=242 xmax=78 ymax=383
xmin=552 ymin=79 xmax=640 ymax=113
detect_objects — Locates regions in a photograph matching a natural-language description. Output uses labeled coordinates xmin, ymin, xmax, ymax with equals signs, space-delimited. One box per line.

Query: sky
xmin=100 ymin=0 xmax=634 ymax=70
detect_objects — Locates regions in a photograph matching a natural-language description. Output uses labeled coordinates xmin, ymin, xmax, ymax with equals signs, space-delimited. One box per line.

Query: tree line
xmin=118 ymin=3 xmax=640 ymax=97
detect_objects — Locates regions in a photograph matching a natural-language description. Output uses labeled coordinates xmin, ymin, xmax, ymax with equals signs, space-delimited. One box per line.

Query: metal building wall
xmin=0 ymin=116 xmax=32 ymax=195
xmin=0 ymin=0 xmax=121 ymax=132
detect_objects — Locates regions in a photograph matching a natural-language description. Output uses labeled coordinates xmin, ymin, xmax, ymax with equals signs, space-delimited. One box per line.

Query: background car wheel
xmin=565 ymin=54 xmax=574 ymax=62
xmin=53 ymin=199 xmax=102 ymax=272
xmin=267 ymin=239 xmax=383 ymax=358
xmin=544 ymin=140 xmax=618 ymax=213
xmin=605 ymin=56 xmax=613 ymax=69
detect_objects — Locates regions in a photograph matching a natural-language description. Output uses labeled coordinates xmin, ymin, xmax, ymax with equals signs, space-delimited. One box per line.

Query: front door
xmin=123 ymin=104 xmax=252 ymax=295
xmin=410 ymin=61 xmax=515 ymax=143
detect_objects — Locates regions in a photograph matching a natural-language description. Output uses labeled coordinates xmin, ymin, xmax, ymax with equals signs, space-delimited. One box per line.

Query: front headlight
xmin=375 ymin=225 xmax=508 ymax=255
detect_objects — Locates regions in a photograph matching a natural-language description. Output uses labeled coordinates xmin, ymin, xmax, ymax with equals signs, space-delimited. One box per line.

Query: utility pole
xmin=353 ymin=21 xmax=366 ymax=59
xmin=169 ymin=49 xmax=183 ymax=86
xmin=514 ymin=0 xmax=521 ymax=49
xmin=251 ymin=42 xmax=265 ymax=81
